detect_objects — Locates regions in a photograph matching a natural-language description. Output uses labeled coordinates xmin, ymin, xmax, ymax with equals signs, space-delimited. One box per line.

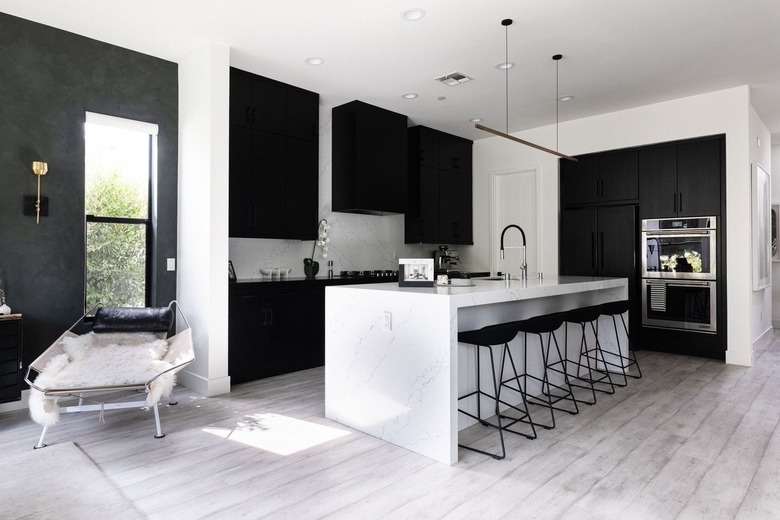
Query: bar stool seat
xmin=457 ymin=323 xmax=520 ymax=459
xmin=501 ymin=313 xmax=578 ymax=431
xmin=561 ymin=305 xmax=616 ymax=405
xmin=599 ymin=300 xmax=642 ymax=385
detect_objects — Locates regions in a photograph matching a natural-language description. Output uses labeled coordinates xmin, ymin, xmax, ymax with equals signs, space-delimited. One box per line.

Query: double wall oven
xmin=641 ymin=216 xmax=717 ymax=333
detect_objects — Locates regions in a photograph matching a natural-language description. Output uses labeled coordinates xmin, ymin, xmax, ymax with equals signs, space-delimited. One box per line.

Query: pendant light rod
xmin=475 ymin=123 xmax=578 ymax=162
xmin=476 ymin=19 xmax=578 ymax=162
xmin=554 ymin=54 xmax=561 ymax=153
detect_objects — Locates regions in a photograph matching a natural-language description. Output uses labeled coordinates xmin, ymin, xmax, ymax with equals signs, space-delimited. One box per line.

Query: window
xmin=84 ymin=112 xmax=158 ymax=310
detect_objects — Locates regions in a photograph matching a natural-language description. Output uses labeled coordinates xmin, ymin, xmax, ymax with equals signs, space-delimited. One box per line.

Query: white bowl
xmin=260 ymin=268 xmax=273 ymax=278
xmin=279 ymin=268 xmax=291 ymax=278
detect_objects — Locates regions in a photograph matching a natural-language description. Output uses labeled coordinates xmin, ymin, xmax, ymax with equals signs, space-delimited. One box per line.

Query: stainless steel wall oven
xmin=642 ymin=216 xmax=716 ymax=279
xmin=641 ymin=216 xmax=717 ymax=334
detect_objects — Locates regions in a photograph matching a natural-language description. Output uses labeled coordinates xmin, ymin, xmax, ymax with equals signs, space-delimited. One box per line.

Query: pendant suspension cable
xmin=476 ymin=20 xmax=577 ymax=162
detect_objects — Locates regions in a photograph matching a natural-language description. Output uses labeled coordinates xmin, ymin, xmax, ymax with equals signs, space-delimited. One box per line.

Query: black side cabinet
xmin=406 ymin=126 xmax=473 ymax=244
xmin=229 ymin=68 xmax=319 ymax=240
xmin=0 ymin=315 xmax=22 ymax=404
xmin=561 ymin=150 xmax=638 ymax=207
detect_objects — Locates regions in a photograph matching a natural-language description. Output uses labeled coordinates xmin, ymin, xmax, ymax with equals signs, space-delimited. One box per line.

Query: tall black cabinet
xmin=229 ymin=68 xmax=319 ymax=240
xmin=0 ymin=315 xmax=22 ymax=404
xmin=406 ymin=126 xmax=473 ymax=244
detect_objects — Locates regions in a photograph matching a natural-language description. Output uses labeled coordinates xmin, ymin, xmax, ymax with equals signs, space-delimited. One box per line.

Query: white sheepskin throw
xmin=29 ymin=332 xmax=174 ymax=427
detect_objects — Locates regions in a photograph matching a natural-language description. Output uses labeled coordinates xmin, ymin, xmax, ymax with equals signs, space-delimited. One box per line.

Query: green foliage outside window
xmin=85 ymin=170 xmax=147 ymax=309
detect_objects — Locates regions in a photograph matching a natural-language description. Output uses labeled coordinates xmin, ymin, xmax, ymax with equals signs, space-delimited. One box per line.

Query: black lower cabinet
xmin=229 ymin=284 xmax=306 ymax=384
xmin=0 ymin=317 xmax=22 ymax=404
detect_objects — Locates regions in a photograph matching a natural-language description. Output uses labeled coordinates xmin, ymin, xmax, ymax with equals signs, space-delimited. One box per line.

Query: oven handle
xmin=646 ymin=279 xmax=714 ymax=287
xmin=644 ymin=230 xmax=713 ymax=237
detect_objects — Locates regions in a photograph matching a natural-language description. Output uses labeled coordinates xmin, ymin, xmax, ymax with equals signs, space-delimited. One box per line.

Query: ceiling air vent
xmin=434 ymin=72 xmax=473 ymax=86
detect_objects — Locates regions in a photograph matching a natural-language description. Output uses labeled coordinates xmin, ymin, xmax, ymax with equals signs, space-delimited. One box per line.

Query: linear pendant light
xmin=476 ymin=19 xmax=577 ymax=162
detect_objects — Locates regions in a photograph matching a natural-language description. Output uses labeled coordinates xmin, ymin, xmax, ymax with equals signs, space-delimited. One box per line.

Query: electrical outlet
xmin=167 ymin=258 xmax=176 ymax=271
xmin=383 ymin=311 xmax=392 ymax=331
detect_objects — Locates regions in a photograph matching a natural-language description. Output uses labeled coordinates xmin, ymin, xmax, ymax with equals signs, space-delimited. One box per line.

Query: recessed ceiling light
xmin=495 ymin=62 xmax=515 ymax=70
xmin=402 ymin=8 xmax=425 ymax=21
xmin=437 ymin=96 xmax=446 ymax=101
xmin=469 ymin=118 xmax=482 ymax=123
xmin=305 ymin=57 xmax=324 ymax=65
xmin=559 ymin=95 xmax=574 ymax=102
xmin=402 ymin=93 xmax=418 ymax=99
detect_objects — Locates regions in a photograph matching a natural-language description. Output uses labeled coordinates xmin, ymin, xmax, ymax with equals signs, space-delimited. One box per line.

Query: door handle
xmin=591 ymin=233 xmax=596 ymax=269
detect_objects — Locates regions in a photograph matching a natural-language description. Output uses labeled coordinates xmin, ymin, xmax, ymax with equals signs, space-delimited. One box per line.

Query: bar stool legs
xmin=562 ymin=306 xmax=616 ymax=404
xmin=600 ymin=300 xmax=642 ymax=387
xmin=458 ymin=325 xmax=518 ymax=460
xmin=501 ymin=314 xmax=579 ymax=431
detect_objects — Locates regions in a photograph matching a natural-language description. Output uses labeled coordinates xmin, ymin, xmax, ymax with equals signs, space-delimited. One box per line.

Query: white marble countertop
xmin=331 ymin=275 xmax=627 ymax=308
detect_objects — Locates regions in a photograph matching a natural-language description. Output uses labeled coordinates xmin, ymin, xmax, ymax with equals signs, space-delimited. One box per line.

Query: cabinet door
xmin=287 ymin=88 xmax=319 ymax=142
xmin=417 ymin=167 xmax=441 ymax=242
xmin=599 ymin=151 xmax=638 ymax=202
xmin=285 ymin=138 xmax=319 ymax=240
xmin=301 ymin=284 xmax=326 ymax=369
xmin=229 ymin=126 xmax=254 ymax=238
xmin=676 ymin=138 xmax=721 ymax=217
xmin=251 ymin=77 xmax=287 ymax=134
xmin=560 ymin=208 xmax=598 ymax=276
xmin=560 ymin=155 xmax=599 ymax=206
xmin=638 ymin=145 xmax=677 ymax=218
xmin=597 ymin=205 xmax=636 ymax=281
xmin=229 ymin=71 xmax=253 ymax=128
xmin=417 ymin=126 xmax=440 ymax=169
xmin=251 ymin=131 xmax=287 ymax=238
xmin=228 ymin=291 xmax=268 ymax=384
xmin=265 ymin=286 xmax=303 ymax=377
xmin=440 ymin=134 xmax=472 ymax=173
xmin=439 ymin=170 xmax=472 ymax=244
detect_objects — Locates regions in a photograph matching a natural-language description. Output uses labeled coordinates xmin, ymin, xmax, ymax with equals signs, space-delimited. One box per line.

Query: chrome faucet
xmin=499 ymin=224 xmax=527 ymax=280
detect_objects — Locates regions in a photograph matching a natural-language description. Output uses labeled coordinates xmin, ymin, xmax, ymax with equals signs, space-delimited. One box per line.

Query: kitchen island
xmin=324 ymin=276 xmax=628 ymax=465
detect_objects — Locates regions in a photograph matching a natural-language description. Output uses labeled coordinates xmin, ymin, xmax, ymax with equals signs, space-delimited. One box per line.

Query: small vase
xmin=303 ymin=258 xmax=319 ymax=279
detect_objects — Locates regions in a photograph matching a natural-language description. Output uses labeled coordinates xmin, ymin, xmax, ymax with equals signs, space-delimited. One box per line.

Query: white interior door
xmin=491 ymin=168 xmax=539 ymax=277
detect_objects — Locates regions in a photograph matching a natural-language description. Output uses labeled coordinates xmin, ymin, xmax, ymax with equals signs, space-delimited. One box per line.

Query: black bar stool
xmin=560 ymin=305 xmax=616 ymax=405
xmin=501 ymin=313 xmax=578 ymax=431
xmin=457 ymin=323 xmax=521 ymax=459
xmin=600 ymin=300 xmax=642 ymax=386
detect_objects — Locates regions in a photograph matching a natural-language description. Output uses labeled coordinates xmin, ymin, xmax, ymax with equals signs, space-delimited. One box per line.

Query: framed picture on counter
xmin=398 ymin=258 xmax=434 ymax=287
xmin=228 ymin=260 xmax=237 ymax=282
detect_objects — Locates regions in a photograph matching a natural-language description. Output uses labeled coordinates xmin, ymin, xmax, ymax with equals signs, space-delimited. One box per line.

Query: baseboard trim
xmin=177 ymin=370 xmax=231 ymax=397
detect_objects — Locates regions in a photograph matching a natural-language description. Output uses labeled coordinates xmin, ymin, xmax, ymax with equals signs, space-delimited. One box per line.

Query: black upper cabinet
xmin=229 ymin=68 xmax=320 ymax=239
xmin=229 ymin=71 xmax=286 ymax=133
xmin=332 ymin=100 xmax=408 ymax=215
xmin=639 ymin=136 xmax=723 ymax=218
xmin=561 ymin=151 xmax=638 ymax=206
xmin=287 ymin=87 xmax=319 ymax=142
xmin=406 ymin=126 xmax=473 ymax=244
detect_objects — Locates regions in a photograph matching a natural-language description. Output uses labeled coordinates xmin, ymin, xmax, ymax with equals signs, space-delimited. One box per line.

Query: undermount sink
xmin=474 ymin=276 xmax=505 ymax=280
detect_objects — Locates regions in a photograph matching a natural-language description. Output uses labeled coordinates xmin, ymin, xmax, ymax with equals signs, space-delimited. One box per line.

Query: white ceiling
xmin=3 ymin=0 xmax=780 ymax=143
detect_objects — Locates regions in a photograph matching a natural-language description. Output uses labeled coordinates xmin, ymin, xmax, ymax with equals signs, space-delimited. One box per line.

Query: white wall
xmin=773 ymin=143 xmax=780 ymax=327
xmin=177 ymin=42 xmax=231 ymax=396
xmin=468 ymin=86 xmax=761 ymax=366
xmin=749 ymin=105 xmax=772 ymax=345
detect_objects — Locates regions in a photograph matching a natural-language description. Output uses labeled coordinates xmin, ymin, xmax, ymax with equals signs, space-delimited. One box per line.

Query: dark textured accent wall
xmin=0 ymin=13 xmax=178 ymax=371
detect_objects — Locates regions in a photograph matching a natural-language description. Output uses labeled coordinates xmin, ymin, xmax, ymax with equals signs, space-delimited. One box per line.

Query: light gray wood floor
xmin=2 ymin=335 xmax=780 ymax=519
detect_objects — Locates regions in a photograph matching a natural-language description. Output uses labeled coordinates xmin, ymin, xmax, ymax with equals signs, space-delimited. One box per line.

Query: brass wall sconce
xmin=24 ymin=161 xmax=49 ymax=224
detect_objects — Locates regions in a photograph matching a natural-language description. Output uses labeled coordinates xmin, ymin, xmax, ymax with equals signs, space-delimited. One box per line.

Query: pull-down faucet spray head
xmin=499 ymin=224 xmax=528 ymax=279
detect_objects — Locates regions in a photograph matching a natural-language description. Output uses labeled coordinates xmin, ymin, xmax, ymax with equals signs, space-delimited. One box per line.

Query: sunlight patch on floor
xmin=202 ymin=413 xmax=351 ymax=455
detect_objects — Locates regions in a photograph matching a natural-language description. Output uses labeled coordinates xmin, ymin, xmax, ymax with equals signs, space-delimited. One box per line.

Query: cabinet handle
xmin=591 ymin=233 xmax=596 ymax=269
xmin=453 ymin=157 xmax=459 ymax=170
xmin=679 ymin=193 xmax=683 ymax=213
xmin=600 ymin=232 xmax=605 ymax=270
xmin=245 ymin=106 xmax=251 ymax=124
xmin=453 ymin=222 xmax=458 ymax=237
xmin=251 ymin=107 xmax=257 ymax=124
xmin=420 ymin=149 xmax=425 ymax=163
xmin=267 ymin=308 xmax=273 ymax=326
xmin=673 ymin=193 xmax=677 ymax=213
